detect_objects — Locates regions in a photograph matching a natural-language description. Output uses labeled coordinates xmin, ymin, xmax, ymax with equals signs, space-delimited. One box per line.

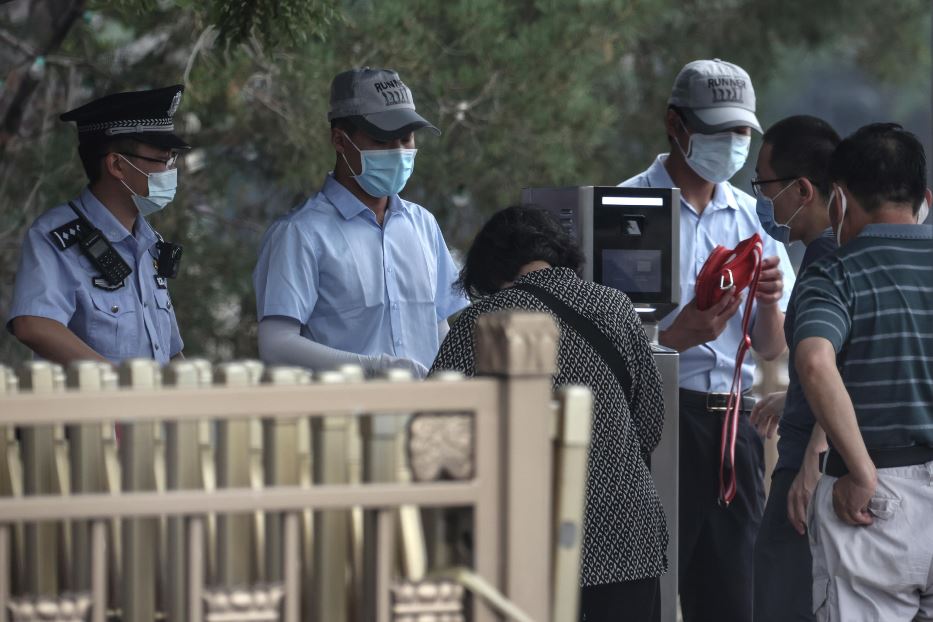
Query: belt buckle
xmin=706 ymin=392 xmax=730 ymax=412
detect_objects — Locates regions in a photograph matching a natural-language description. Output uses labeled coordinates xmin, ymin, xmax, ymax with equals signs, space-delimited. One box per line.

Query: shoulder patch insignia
xmin=92 ymin=276 xmax=125 ymax=291
xmin=49 ymin=218 xmax=85 ymax=250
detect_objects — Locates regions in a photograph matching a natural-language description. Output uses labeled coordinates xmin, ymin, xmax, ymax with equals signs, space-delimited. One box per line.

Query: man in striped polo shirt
xmin=793 ymin=123 xmax=933 ymax=621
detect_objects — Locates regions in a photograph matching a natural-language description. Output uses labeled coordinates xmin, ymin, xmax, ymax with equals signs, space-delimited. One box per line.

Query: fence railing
xmin=0 ymin=311 xmax=593 ymax=622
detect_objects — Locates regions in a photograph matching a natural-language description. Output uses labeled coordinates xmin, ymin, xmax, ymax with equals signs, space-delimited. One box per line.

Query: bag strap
xmin=511 ymin=282 xmax=633 ymax=404
xmin=717 ymin=241 xmax=764 ymax=506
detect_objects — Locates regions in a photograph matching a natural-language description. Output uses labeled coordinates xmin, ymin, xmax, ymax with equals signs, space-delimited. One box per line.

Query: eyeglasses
xmin=117 ymin=151 xmax=179 ymax=168
xmin=750 ymin=175 xmax=797 ymax=198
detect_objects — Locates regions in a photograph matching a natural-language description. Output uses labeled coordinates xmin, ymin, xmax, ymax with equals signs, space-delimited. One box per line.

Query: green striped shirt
xmin=792 ymin=223 xmax=933 ymax=449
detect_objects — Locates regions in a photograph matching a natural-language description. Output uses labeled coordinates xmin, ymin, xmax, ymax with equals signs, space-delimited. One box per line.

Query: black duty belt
xmin=679 ymin=388 xmax=756 ymax=414
xmin=824 ymin=445 xmax=933 ymax=478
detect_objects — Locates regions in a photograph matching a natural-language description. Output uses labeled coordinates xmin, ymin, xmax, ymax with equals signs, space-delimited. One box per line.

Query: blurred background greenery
xmin=1 ymin=0 xmax=930 ymax=364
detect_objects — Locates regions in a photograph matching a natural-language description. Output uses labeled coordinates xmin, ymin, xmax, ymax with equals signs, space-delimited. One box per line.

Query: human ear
xmin=331 ymin=128 xmax=350 ymax=155
xmin=103 ymin=153 xmax=127 ymax=181
xmin=797 ymin=177 xmax=816 ymax=204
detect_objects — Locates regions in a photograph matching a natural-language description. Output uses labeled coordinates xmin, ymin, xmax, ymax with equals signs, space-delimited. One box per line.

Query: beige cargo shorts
xmin=808 ymin=461 xmax=933 ymax=622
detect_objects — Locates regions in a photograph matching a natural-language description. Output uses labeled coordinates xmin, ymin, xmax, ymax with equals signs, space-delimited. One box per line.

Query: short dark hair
xmin=456 ymin=205 xmax=585 ymax=300
xmin=763 ymin=115 xmax=840 ymax=197
xmin=330 ymin=117 xmax=358 ymax=135
xmin=78 ymin=137 xmax=142 ymax=183
xmin=829 ymin=123 xmax=927 ymax=214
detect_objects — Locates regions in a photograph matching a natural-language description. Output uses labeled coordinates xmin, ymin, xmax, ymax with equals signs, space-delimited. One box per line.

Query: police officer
xmin=7 ymin=85 xmax=188 ymax=366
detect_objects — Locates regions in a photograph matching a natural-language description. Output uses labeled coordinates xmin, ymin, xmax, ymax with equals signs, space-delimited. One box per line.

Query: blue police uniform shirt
xmin=620 ymin=154 xmax=795 ymax=392
xmin=7 ymin=186 xmax=184 ymax=365
xmin=253 ymin=174 xmax=470 ymax=370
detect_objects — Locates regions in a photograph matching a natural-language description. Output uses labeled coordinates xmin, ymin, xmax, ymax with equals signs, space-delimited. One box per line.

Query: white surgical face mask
xmin=675 ymin=120 xmax=751 ymax=183
xmin=829 ymin=184 xmax=848 ymax=242
xmin=917 ymin=198 xmax=930 ymax=224
xmin=118 ymin=154 xmax=177 ymax=217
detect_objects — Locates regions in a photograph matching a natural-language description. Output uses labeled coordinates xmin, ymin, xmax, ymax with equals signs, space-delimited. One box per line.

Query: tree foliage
xmin=0 ymin=0 xmax=929 ymax=364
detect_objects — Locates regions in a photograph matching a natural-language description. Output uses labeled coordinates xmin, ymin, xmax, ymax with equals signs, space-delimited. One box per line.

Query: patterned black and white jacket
xmin=430 ymin=267 xmax=668 ymax=586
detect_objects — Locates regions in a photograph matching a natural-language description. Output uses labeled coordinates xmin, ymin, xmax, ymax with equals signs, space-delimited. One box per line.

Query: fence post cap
xmin=475 ymin=311 xmax=558 ymax=378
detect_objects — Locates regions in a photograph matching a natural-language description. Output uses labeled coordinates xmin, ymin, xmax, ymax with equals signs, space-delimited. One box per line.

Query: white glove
xmin=374 ymin=353 xmax=429 ymax=379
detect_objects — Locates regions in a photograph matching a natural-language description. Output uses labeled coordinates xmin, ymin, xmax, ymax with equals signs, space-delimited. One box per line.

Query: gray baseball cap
xmin=328 ymin=67 xmax=439 ymax=140
xmin=668 ymin=59 xmax=762 ymax=134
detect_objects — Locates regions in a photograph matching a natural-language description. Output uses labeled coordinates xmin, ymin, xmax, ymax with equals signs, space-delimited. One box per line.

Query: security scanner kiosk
xmin=522 ymin=186 xmax=681 ymax=622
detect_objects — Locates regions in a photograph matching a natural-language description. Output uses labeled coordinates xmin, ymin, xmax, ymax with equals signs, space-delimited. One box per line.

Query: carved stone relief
xmin=391 ymin=580 xmax=465 ymax=622
xmin=203 ymin=585 xmax=285 ymax=622
xmin=407 ymin=414 xmax=473 ymax=482
xmin=7 ymin=595 xmax=92 ymax=622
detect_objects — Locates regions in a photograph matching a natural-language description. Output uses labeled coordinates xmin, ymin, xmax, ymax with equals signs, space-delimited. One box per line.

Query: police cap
xmin=60 ymin=84 xmax=190 ymax=150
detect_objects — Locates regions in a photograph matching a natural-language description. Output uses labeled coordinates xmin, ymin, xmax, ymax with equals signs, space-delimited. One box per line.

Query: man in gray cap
xmin=620 ymin=59 xmax=795 ymax=621
xmin=253 ymin=68 xmax=468 ymax=377
xmin=8 ymin=85 xmax=188 ymax=366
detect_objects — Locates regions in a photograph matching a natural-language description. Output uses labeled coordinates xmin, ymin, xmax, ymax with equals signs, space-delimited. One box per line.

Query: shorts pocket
xmin=868 ymin=475 xmax=902 ymax=521
xmin=867 ymin=496 xmax=900 ymax=520
xmin=812 ymin=576 xmax=829 ymax=616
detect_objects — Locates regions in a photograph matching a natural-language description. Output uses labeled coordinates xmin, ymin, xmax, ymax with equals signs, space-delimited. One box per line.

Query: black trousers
xmin=580 ymin=576 xmax=660 ymax=622
xmin=753 ymin=467 xmax=815 ymax=622
xmin=678 ymin=400 xmax=765 ymax=622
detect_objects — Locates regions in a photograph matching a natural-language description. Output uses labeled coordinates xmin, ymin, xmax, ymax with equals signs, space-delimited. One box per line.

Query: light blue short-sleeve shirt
xmin=620 ymin=154 xmax=795 ymax=392
xmin=8 ymin=187 xmax=184 ymax=365
xmin=253 ymin=174 xmax=469 ymax=370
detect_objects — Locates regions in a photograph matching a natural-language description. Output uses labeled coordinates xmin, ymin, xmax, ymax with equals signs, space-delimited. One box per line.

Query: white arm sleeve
xmin=257 ymin=316 xmax=428 ymax=378
xmin=437 ymin=319 xmax=450 ymax=343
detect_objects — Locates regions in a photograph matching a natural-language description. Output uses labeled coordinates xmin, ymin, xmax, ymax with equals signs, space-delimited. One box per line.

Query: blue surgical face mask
xmin=341 ymin=132 xmax=418 ymax=198
xmin=675 ymin=120 xmax=751 ymax=184
xmin=118 ymin=154 xmax=177 ymax=217
xmin=755 ymin=180 xmax=803 ymax=244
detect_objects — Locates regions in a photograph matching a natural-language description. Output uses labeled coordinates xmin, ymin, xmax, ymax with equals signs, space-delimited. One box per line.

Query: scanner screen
xmin=601 ymin=249 xmax=662 ymax=294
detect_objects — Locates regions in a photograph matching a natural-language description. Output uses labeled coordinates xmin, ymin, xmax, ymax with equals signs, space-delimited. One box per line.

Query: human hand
xmin=755 ymin=256 xmax=784 ymax=306
xmin=750 ymin=391 xmax=786 ymax=439
xmin=831 ymin=470 xmax=876 ymax=526
xmin=376 ymin=354 xmax=429 ymax=379
xmin=787 ymin=450 xmax=822 ymax=535
xmin=660 ymin=291 xmax=743 ymax=352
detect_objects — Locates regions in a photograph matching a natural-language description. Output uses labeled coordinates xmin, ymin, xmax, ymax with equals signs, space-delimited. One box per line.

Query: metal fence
xmin=0 ymin=311 xmax=593 ymax=622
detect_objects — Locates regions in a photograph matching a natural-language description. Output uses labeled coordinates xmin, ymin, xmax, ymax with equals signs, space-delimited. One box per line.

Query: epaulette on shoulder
xmin=48 ymin=218 xmax=86 ymax=250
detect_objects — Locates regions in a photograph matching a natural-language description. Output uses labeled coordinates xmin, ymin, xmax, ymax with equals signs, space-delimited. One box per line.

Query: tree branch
xmin=0 ymin=27 xmax=38 ymax=58
xmin=0 ymin=0 xmax=86 ymax=157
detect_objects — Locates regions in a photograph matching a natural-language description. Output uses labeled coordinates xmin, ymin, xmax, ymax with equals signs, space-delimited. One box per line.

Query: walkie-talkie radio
xmin=68 ymin=202 xmax=132 ymax=286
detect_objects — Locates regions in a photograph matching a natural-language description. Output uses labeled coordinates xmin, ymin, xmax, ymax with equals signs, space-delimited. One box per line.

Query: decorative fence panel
xmin=0 ymin=312 xmax=592 ymax=622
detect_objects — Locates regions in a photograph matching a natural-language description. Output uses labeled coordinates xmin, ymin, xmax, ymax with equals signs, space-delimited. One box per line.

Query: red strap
xmin=718 ymin=242 xmax=763 ymax=506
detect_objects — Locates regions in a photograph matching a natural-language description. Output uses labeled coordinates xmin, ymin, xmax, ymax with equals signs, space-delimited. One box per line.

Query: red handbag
xmin=695 ymin=233 xmax=764 ymax=312
xmin=694 ymin=233 xmax=764 ymax=505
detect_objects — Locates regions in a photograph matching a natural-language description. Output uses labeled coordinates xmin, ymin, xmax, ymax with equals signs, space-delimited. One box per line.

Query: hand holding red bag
xmin=695 ymin=233 xmax=764 ymax=505
xmin=695 ymin=233 xmax=764 ymax=311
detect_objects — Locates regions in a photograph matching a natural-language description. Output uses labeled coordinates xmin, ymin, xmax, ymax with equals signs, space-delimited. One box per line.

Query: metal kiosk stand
xmin=522 ymin=186 xmax=681 ymax=622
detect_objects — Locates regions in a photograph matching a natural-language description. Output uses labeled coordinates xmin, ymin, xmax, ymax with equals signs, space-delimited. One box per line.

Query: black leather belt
xmin=679 ymin=388 xmax=756 ymax=414
xmin=824 ymin=445 xmax=933 ymax=478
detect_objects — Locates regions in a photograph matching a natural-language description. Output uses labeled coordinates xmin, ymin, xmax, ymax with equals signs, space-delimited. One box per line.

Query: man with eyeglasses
xmin=746 ymin=115 xmax=840 ymax=622
xmin=619 ymin=59 xmax=795 ymax=622
xmin=8 ymin=85 xmax=189 ymax=366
